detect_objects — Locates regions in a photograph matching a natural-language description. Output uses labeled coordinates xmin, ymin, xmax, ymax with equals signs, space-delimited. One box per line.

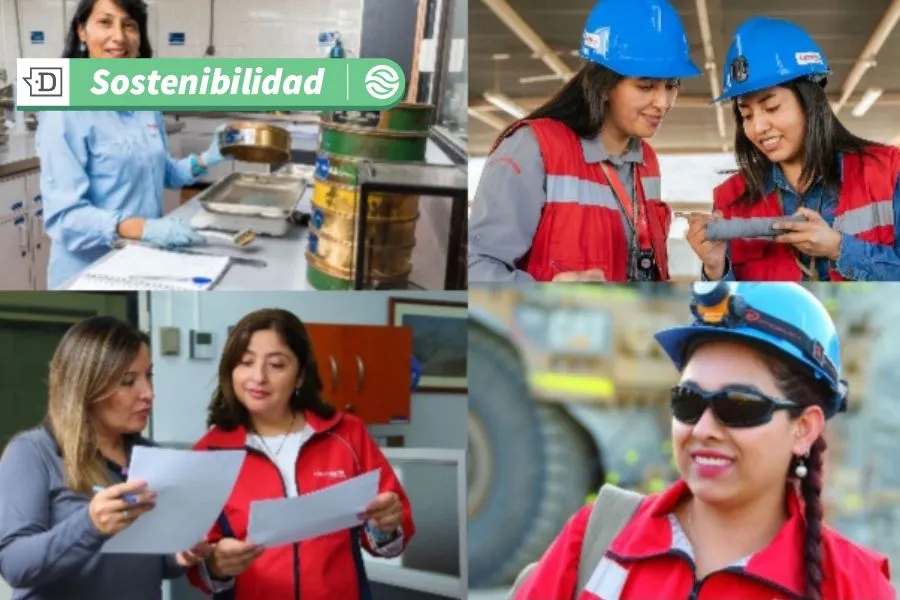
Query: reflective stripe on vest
xmin=546 ymin=175 xmax=620 ymax=208
xmin=833 ymin=199 xmax=893 ymax=235
xmin=545 ymin=175 xmax=662 ymax=207
xmin=642 ymin=176 xmax=661 ymax=201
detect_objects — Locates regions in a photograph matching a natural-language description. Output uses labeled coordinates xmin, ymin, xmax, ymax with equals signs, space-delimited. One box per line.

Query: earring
xmin=79 ymin=41 xmax=86 ymax=53
xmin=794 ymin=454 xmax=808 ymax=478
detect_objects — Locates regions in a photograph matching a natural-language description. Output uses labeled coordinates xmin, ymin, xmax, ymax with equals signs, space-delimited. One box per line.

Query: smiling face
xmin=672 ymin=340 xmax=822 ymax=508
xmin=737 ymin=86 xmax=807 ymax=166
xmin=606 ymin=77 xmax=680 ymax=139
xmin=91 ymin=342 xmax=153 ymax=438
xmin=231 ymin=329 xmax=303 ymax=421
xmin=78 ymin=0 xmax=140 ymax=58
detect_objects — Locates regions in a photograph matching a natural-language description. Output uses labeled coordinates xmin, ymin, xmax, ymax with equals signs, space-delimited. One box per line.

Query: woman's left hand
xmin=175 ymin=540 xmax=214 ymax=568
xmin=772 ymin=207 xmax=843 ymax=260
xmin=361 ymin=492 xmax=402 ymax=533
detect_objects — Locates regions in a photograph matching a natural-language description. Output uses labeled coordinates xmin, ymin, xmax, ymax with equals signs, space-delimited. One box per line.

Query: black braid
xmin=799 ymin=436 xmax=827 ymax=600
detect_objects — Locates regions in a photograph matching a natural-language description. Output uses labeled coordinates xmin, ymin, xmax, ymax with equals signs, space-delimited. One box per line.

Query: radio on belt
xmin=190 ymin=330 xmax=215 ymax=360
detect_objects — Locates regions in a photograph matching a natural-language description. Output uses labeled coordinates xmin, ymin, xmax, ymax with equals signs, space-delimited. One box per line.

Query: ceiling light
xmin=483 ymin=92 xmax=528 ymax=119
xmin=852 ymin=87 xmax=883 ymax=117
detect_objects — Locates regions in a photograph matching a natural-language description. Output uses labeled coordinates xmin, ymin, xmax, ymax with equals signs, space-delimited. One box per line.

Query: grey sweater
xmin=0 ymin=426 xmax=186 ymax=600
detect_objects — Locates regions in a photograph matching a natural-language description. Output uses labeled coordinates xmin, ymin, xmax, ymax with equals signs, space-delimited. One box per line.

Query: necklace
xmin=255 ymin=412 xmax=296 ymax=459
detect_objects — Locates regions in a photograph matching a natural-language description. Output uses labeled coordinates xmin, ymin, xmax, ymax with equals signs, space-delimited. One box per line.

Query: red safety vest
xmin=490 ymin=118 xmax=672 ymax=281
xmin=712 ymin=145 xmax=900 ymax=281
xmin=515 ymin=480 xmax=895 ymax=600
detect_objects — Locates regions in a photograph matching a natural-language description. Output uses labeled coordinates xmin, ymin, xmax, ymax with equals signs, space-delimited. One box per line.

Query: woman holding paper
xmin=37 ymin=0 xmax=232 ymax=289
xmin=186 ymin=308 xmax=415 ymax=600
xmin=0 ymin=315 xmax=213 ymax=599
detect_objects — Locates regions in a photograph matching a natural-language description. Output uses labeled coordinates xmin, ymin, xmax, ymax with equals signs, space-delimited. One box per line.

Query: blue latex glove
xmin=201 ymin=124 xmax=229 ymax=168
xmin=141 ymin=216 xmax=206 ymax=248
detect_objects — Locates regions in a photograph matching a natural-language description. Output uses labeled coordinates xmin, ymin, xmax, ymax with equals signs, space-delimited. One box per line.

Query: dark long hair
xmin=207 ymin=309 xmax=336 ymax=430
xmin=761 ymin=351 xmax=831 ymax=600
xmin=732 ymin=78 xmax=880 ymax=205
xmin=63 ymin=0 xmax=153 ymax=59
xmin=494 ymin=62 xmax=624 ymax=147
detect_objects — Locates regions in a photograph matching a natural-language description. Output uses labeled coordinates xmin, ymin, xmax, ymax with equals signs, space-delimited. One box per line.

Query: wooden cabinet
xmin=305 ymin=323 xmax=413 ymax=425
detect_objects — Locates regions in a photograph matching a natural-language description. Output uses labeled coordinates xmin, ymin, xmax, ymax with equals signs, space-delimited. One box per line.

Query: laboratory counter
xmin=54 ymin=132 xmax=467 ymax=291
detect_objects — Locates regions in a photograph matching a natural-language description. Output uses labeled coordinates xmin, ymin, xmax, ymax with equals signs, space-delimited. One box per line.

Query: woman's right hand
xmin=88 ymin=480 xmax=157 ymax=537
xmin=206 ymin=538 xmax=265 ymax=579
xmin=685 ymin=211 xmax=727 ymax=279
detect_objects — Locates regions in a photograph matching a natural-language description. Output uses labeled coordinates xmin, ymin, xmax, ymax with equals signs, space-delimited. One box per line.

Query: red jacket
xmin=515 ymin=480 xmax=893 ymax=600
xmin=492 ymin=118 xmax=671 ymax=282
xmin=186 ymin=410 xmax=414 ymax=600
xmin=713 ymin=145 xmax=900 ymax=281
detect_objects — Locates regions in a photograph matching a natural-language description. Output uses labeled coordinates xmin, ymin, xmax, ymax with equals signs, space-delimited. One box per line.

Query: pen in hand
xmin=92 ymin=485 xmax=140 ymax=505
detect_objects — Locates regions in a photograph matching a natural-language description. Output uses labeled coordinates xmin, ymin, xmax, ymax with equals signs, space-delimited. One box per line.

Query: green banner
xmin=16 ymin=58 xmax=407 ymax=111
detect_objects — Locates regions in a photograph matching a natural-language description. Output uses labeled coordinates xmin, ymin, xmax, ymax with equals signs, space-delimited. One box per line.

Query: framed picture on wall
xmin=388 ymin=298 xmax=467 ymax=394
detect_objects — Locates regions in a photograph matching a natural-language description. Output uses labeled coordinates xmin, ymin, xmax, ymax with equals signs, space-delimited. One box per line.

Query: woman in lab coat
xmin=37 ymin=0 xmax=232 ymax=289
xmin=185 ymin=308 xmax=415 ymax=600
xmin=687 ymin=17 xmax=900 ymax=282
xmin=513 ymin=282 xmax=894 ymax=600
xmin=467 ymin=0 xmax=702 ymax=283
xmin=0 ymin=315 xmax=213 ymax=600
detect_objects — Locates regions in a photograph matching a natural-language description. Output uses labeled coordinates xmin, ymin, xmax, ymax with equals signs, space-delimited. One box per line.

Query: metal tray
xmin=275 ymin=162 xmax=316 ymax=181
xmin=198 ymin=172 xmax=307 ymax=219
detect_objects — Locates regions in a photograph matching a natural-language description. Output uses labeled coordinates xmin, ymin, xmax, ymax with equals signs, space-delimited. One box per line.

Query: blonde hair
xmin=46 ymin=316 xmax=149 ymax=494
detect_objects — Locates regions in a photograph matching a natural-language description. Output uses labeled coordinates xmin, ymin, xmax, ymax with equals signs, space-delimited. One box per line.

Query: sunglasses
xmin=671 ymin=382 xmax=802 ymax=428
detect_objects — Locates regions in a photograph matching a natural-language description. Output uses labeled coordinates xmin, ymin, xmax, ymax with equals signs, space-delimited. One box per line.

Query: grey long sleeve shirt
xmin=467 ymin=126 xmax=643 ymax=282
xmin=0 ymin=426 xmax=185 ymax=600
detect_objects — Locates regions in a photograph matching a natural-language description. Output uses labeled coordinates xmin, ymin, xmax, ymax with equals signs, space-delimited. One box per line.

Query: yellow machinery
xmin=467 ymin=283 xmax=876 ymax=587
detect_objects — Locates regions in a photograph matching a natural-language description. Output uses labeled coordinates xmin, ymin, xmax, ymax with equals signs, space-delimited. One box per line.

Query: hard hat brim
xmin=580 ymin=52 xmax=704 ymax=79
xmin=655 ymin=324 xmax=835 ymax=388
xmin=710 ymin=71 xmax=824 ymax=104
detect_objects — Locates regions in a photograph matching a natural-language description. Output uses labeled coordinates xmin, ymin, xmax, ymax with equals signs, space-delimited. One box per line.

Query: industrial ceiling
xmin=468 ymin=0 xmax=900 ymax=157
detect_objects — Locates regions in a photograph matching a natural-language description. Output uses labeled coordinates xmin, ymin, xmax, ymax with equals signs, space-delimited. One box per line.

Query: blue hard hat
xmin=579 ymin=0 xmax=702 ymax=79
xmin=713 ymin=16 xmax=831 ymax=104
xmin=654 ymin=282 xmax=847 ymax=419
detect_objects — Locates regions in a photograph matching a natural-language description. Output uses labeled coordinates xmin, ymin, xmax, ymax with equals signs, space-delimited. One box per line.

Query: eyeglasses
xmin=670 ymin=381 xmax=802 ymax=428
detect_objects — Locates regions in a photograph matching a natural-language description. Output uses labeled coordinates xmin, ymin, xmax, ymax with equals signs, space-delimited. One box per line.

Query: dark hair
xmin=761 ymin=352 xmax=830 ymax=600
xmin=731 ymin=78 xmax=881 ymax=205
xmin=495 ymin=62 xmax=624 ymax=145
xmin=207 ymin=309 xmax=336 ymax=430
xmin=63 ymin=0 xmax=153 ymax=58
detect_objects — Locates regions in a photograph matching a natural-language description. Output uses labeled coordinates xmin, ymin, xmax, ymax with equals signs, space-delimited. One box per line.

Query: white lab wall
xmin=0 ymin=577 xmax=9 ymax=600
xmin=1 ymin=0 xmax=364 ymax=79
xmin=145 ymin=290 xmax=468 ymax=450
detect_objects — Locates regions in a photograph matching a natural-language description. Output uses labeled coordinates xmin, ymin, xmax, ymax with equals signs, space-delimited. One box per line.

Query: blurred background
xmin=468 ymin=282 xmax=900 ymax=598
xmin=467 ymin=0 xmax=900 ymax=280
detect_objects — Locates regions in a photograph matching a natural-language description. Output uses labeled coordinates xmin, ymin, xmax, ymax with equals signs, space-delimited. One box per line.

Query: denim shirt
xmin=707 ymin=154 xmax=900 ymax=281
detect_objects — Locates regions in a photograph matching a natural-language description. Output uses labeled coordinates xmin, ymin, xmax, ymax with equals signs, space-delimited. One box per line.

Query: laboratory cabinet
xmin=305 ymin=323 xmax=414 ymax=425
xmin=0 ymin=170 xmax=43 ymax=291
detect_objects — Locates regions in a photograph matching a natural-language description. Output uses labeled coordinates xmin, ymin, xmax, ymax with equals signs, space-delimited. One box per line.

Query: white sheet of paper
xmin=101 ymin=446 xmax=246 ymax=554
xmin=248 ymin=469 xmax=380 ymax=548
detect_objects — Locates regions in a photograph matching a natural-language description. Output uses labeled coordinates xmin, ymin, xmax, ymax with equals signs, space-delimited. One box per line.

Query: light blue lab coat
xmin=36 ymin=111 xmax=199 ymax=288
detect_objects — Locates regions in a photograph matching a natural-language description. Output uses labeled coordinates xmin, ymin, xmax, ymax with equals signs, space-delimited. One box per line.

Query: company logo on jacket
xmin=314 ymin=469 xmax=347 ymax=479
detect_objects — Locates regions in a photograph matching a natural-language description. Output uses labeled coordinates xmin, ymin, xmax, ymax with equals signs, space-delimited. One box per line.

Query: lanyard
xmin=598 ymin=162 xmax=653 ymax=252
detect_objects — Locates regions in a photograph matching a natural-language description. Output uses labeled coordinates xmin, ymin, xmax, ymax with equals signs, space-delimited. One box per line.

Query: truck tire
xmin=468 ymin=324 xmax=595 ymax=588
